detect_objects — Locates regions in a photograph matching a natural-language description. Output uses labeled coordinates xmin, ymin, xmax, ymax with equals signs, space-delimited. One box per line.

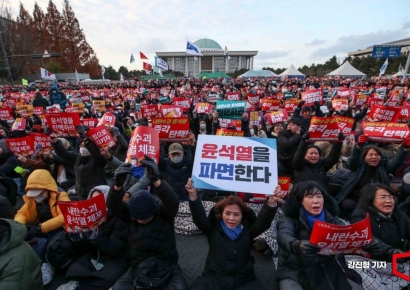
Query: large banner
xmin=126 ymin=126 xmax=159 ymax=163
xmin=362 ymin=122 xmax=410 ymax=142
xmin=310 ymin=214 xmax=372 ymax=256
xmin=58 ymin=194 xmax=107 ymax=232
xmin=215 ymin=101 xmax=246 ymax=119
xmin=192 ymin=135 xmax=278 ymax=194
xmin=308 ymin=117 xmax=340 ymax=141
xmin=151 ymin=117 xmax=190 ymax=141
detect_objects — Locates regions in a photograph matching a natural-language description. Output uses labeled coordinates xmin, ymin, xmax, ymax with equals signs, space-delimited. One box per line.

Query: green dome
xmin=194 ymin=38 xmax=222 ymax=50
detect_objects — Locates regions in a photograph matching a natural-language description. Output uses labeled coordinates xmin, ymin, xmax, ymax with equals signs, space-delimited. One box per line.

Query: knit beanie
xmin=129 ymin=190 xmax=158 ymax=220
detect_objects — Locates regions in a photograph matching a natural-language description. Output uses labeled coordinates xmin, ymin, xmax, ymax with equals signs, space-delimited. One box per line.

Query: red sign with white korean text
xmin=216 ymin=129 xmax=244 ymax=137
xmin=362 ymin=122 xmax=410 ymax=143
xmin=46 ymin=105 xmax=60 ymax=113
xmin=354 ymin=94 xmax=368 ymax=108
xmin=97 ymin=112 xmax=116 ymax=127
xmin=82 ymin=118 xmax=98 ymax=128
xmin=284 ymin=98 xmax=300 ymax=112
xmin=58 ymin=194 xmax=107 ymax=232
xmin=266 ymin=110 xmax=289 ymax=124
xmin=334 ymin=116 xmax=355 ymax=134
xmin=141 ymin=104 xmax=159 ymax=118
xmin=261 ymin=98 xmax=281 ymax=111
xmin=308 ymin=117 xmax=340 ymax=141
xmin=247 ymin=94 xmax=260 ymax=105
xmin=336 ymin=88 xmax=351 ymax=99
xmin=218 ymin=119 xmax=242 ymax=130
xmin=45 ymin=113 xmax=80 ymax=136
xmin=368 ymin=104 xmax=401 ymax=123
xmin=399 ymin=104 xmax=410 ymax=120
xmin=195 ymin=103 xmax=213 ymax=114
xmin=332 ymin=99 xmax=349 ymax=111
xmin=368 ymin=98 xmax=383 ymax=108
xmin=5 ymin=136 xmax=35 ymax=155
xmin=33 ymin=107 xmax=44 ymax=116
xmin=86 ymin=125 xmax=116 ymax=150
xmin=310 ymin=214 xmax=372 ymax=256
xmin=226 ymin=92 xmax=241 ymax=101
xmin=81 ymin=95 xmax=91 ymax=102
xmin=173 ymin=98 xmax=192 ymax=112
xmin=151 ymin=117 xmax=190 ymax=142
xmin=302 ymin=88 xmax=324 ymax=105
xmin=29 ymin=133 xmax=53 ymax=149
xmin=126 ymin=126 xmax=159 ymax=163
xmin=11 ymin=118 xmax=26 ymax=131
xmin=0 ymin=108 xmax=12 ymax=120
xmin=160 ymin=105 xmax=184 ymax=118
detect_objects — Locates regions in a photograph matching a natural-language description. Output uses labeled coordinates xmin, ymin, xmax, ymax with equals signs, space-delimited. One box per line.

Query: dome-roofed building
xmin=156 ymin=38 xmax=257 ymax=77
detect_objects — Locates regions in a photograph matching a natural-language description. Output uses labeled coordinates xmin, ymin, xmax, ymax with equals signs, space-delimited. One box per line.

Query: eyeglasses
xmin=375 ymin=195 xmax=396 ymax=202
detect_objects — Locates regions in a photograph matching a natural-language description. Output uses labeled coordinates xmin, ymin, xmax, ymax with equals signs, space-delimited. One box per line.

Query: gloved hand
xmin=25 ymin=225 xmax=42 ymax=241
xmin=338 ymin=132 xmax=345 ymax=141
xmin=357 ymin=134 xmax=368 ymax=147
xmin=110 ymin=126 xmax=121 ymax=137
xmin=402 ymin=136 xmax=410 ymax=149
xmin=85 ymin=227 xmax=99 ymax=240
xmin=114 ymin=163 xmax=132 ymax=187
xmin=297 ymin=100 xmax=305 ymax=109
xmin=291 ymin=240 xmax=320 ymax=256
xmin=302 ymin=132 xmax=310 ymax=141
xmin=77 ymin=125 xmax=86 ymax=139
xmin=140 ymin=155 xmax=160 ymax=182
xmin=362 ymin=240 xmax=383 ymax=257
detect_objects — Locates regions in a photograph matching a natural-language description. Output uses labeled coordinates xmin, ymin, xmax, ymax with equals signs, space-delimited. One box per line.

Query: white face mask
xmin=170 ymin=155 xmax=183 ymax=164
xmin=79 ymin=147 xmax=90 ymax=156
xmin=200 ymin=124 xmax=206 ymax=130
xmin=250 ymin=129 xmax=255 ymax=136
xmin=35 ymin=193 xmax=47 ymax=203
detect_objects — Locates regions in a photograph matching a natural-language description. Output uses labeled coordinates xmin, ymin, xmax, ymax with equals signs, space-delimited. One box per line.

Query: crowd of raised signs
xmin=2 ymin=74 xmax=410 ymax=290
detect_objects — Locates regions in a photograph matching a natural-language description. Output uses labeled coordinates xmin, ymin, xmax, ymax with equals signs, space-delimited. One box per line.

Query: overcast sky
xmin=10 ymin=0 xmax=410 ymax=71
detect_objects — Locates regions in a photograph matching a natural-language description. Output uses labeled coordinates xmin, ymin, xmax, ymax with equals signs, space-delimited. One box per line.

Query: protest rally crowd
xmin=2 ymin=74 xmax=410 ymax=290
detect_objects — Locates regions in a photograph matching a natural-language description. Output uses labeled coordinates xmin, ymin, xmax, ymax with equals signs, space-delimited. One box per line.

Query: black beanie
xmin=129 ymin=190 xmax=158 ymax=220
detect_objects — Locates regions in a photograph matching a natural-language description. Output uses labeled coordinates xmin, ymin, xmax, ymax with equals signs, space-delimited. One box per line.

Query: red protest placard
xmin=29 ymin=133 xmax=53 ymax=149
xmin=308 ymin=117 xmax=340 ymax=141
xmin=278 ymin=177 xmax=291 ymax=199
xmin=81 ymin=95 xmax=91 ymax=102
xmin=45 ymin=113 xmax=80 ymax=136
xmin=266 ymin=110 xmax=289 ymax=124
xmin=368 ymin=98 xmax=383 ymax=108
xmin=362 ymin=122 xmax=410 ymax=143
xmin=173 ymin=97 xmax=192 ymax=112
xmin=247 ymin=94 xmax=260 ymax=105
xmin=33 ymin=107 xmax=44 ymax=116
xmin=302 ymin=88 xmax=324 ymax=105
xmin=151 ymin=117 xmax=190 ymax=142
xmin=86 ymin=125 xmax=116 ymax=150
xmin=195 ymin=103 xmax=212 ymax=114
xmin=284 ymin=98 xmax=300 ymax=112
xmin=82 ymin=118 xmax=98 ymax=128
xmin=368 ymin=104 xmax=401 ymax=123
xmin=336 ymin=88 xmax=351 ymax=99
xmin=141 ymin=104 xmax=159 ymax=118
xmin=58 ymin=194 xmax=107 ymax=232
xmin=0 ymin=108 xmax=12 ymax=120
xmin=160 ymin=105 xmax=184 ymax=117
xmin=46 ymin=105 xmax=60 ymax=113
xmin=399 ymin=105 xmax=410 ymax=120
xmin=226 ymin=92 xmax=241 ymax=101
xmin=126 ymin=126 xmax=159 ymax=163
xmin=215 ymin=129 xmax=244 ymax=137
xmin=261 ymin=98 xmax=281 ymax=111
xmin=334 ymin=116 xmax=355 ymax=134
xmin=332 ymin=99 xmax=349 ymax=111
xmin=218 ymin=119 xmax=242 ymax=130
xmin=5 ymin=136 xmax=35 ymax=155
xmin=11 ymin=118 xmax=26 ymax=131
xmin=310 ymin=214 xmax=372 ymax=256
xmin=97 ymin=112 xmax=116 ymax=127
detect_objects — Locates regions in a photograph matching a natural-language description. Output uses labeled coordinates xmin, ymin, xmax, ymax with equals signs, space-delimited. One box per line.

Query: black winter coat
xmin=352 ymin=202 xmax=410 ymax=261
xmin=293 ymin=105 xmax=324 ymax=132
xmin=277 ymin=197 xmax=354 ymax=290
xmin=277 ymin=130 xmax=301 ymax=166
xmin=106 ymin=180 xmax=179 ymax=267
xmin=292 ymin=140 xmax=342 ymax=188
xmin=32 ymin=95 xmax=49 ymax=109
xmin=189 ymin=198 xmax=278 ymax=289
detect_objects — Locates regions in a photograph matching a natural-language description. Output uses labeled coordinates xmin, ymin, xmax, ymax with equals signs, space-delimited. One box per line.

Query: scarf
xmin=302 ymin=207 xmax=325 ymax=229
xmin=132 ymin=166 xmax=145 ymax=179
xmin=220 ymin=220 xmax=243 ymax=240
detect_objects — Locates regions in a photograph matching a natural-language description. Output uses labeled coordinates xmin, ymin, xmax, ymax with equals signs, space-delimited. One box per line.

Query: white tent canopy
xmin=326 ymin=61 xmax=366 ymax=76
xmin=391 ymin=71 xmax=409 ymax=77
xmin=279 ymin=64 xmax=305 ymax=79
xmin=239 ymin=70 xmax=278 ymax=78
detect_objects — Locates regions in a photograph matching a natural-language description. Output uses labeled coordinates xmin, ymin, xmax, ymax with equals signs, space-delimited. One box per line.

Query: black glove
xmin=140 ymin=155 xmax=160 ymax=182
xmin=114 ymin=163 xmax=132 ymax=187
xmin=76 ymin=125 xmax=86 ymax=139
xmin=291 ymin=240 xmax=320 ymax=256
xmin=362 ymin=240 xmax=383 ymax=257
xmin=298 ymin=100 xmax=305 ymax=109
xmin=302 ymin=132 xmax=310 ymax=141
xmin=25 ymin=225 xmax=42 ymax=241
xmin=338 ymin=132 xmax=345 ymax=141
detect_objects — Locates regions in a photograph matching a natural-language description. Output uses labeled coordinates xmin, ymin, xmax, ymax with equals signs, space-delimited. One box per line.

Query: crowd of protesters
xmin=1 ymin=74 xmax=410 ymax=290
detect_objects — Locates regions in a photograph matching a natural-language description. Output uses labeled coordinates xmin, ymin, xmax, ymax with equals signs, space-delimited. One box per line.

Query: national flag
xmin=143 ymin=62 xmax=152 ymax=71
xmin=120 ymin=73 xmax=124 ymax=82
xmin=399 ymin=63 xmax=404 ymax=72
xmin=40 ymin=67 xmax=56 ymax=80
xmin=101 ymin=66 xmax=106 ymax=80
xmin=224 ymin=45 xmax=228 ymax=56
xmin=130 ymin=53 xmax=135 ymax=64
xmin=186 ymin=41 xmax=203 ymax=56
xmin=75 ymin=69 xmax=80 ymax=83
xmin=140 ymin=52 xmax=149 ymax=60
xmin=379 ymin=58 xmax=388 ymax=77
xmin=22 ymin=78 xmax=28 ymax=85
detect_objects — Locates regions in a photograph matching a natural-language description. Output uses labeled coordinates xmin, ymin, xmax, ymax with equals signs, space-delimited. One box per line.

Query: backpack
xmin=327 ymin=168 xmax=351 ymax=197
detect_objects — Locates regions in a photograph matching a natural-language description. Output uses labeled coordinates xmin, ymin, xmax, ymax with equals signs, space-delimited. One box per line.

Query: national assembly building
xmin=155 ymin=38 xmax=258 ymax=76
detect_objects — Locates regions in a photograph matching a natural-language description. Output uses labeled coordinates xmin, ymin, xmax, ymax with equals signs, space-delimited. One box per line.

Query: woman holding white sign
xmin=185 ymin=178 xmax=281 ymax=290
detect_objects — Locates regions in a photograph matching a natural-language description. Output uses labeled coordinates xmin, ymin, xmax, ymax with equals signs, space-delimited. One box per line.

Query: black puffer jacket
xmin=277 ymin=196 xmax=354 ymax=290
xmin=0 ymin=139 xmax=19 ymax=178
xmin=352 ymin=202 xmax=410 ymax=261
xmin=189 ymin=197 xmax=278 ymax=289
xmin=277 ymin=130 xmax=301 ymax=166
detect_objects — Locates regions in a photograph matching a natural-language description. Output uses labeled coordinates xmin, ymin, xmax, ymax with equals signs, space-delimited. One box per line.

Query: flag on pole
xmin=120 ymin=73 xmax=124 ymax=82
xmin=22 ymin=78 xmax=28 ymax=85
xmin=155 ymin=57 xmax=169 ymax=70
xmin=140 ymin=52 xmax=148 ymax=60
xmin=143 ymin=62 xmax=152 ymax=71
xmin=399 ymin=63 xmax=404 ymax=72
xmin=75 ymin=69 xmax=80 ymax=83
xmin=224 ymin=45 xmax=228 ymax=56
xmin=379 ymin=58 xmax=388 ymax=77
xmin=40 ymin=67 xmax=56 ymax=80
xmin=130 ymin=53 xmax=135 ymax=64
xmin=186 ymin=41 xmax=203 ymax=56
xmin=101 ymin=66 xmax=106 ymax=80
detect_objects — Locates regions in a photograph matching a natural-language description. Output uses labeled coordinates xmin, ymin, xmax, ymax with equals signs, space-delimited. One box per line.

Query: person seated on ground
xmin=14 ymin=169 xmax=70 ymax=286
xmin=0 ymin=218 xmax=43 ymax=290
xmin=107 ymin=156 xmax=187 ymax=290
xmin=292 ymin=132 xmax=344 ymax=188
xmin=276 ymin=181 xmax=367 ymax=290
xmin=0 ymin=139 xmax=20 ymax=178
xmin=186 ymin=178 xmax=282 ymax=290
xmin=277 ymin=118 xmax=302 ymax=176
xmin=336 ymin=135 xmax=410 ymax=217
xmin=49 ymin=185 xmax=129 ymax=290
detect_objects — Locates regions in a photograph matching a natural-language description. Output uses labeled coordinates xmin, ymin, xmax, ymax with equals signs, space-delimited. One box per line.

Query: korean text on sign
xmin=126 ymin=126 xmax=159 ymax=163
xmin=215 ymin=101 xmax=246 ymax=120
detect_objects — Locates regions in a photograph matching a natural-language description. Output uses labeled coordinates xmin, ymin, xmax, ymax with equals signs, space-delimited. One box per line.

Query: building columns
xmin=238 ymin=56 xmax=241 ymax=71
xmin=225 ymin=57 xmax=228 ymax=73
xmin=212 ymin=56 xmax=215 ymax=73
xmin=185 ymin=57 xmax=188 ymax=76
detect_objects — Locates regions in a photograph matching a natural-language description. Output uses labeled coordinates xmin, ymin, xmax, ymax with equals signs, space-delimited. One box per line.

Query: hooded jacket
xmin=14 ymin=169 xmax=70 ymax=233
xmin=0 ymin=139 xmax=19 ymax=178
xmin=0 ymin=219 xmax=43 ymax=290
xmin=49 ymin=85 xmax=67 ymax=109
